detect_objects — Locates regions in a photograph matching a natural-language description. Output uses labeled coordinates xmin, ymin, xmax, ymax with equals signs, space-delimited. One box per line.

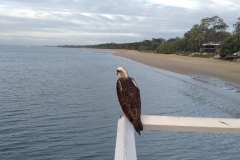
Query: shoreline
xmin=108 ymin=49 xmax=240 ymax=85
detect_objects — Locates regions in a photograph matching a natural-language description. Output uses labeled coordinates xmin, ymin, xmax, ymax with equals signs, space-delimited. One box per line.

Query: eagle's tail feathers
xmin=132 ymin=120 xmax=143 ymax=135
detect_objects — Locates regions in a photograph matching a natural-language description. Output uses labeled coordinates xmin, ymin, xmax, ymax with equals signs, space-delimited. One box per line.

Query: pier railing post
xmin=114 ymin=116 xmax=137 ymax=160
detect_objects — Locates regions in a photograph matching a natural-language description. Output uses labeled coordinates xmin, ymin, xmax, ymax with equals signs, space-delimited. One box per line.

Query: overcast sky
xmin=0 ymin=0 xmax=240 ymax=45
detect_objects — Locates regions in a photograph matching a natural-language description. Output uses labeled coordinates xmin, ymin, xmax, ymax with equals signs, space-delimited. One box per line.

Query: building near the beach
xmin=201 ymin=43 xmax=219 ymax=55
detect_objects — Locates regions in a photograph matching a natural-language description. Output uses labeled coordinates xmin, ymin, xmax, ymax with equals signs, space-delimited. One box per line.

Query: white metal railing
xmin=114 ymin=115 xmax=240 ymax=160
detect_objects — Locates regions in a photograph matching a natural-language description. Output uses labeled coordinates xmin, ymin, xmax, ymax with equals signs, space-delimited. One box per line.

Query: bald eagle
xmin=116 ymin=67 xmax=143 ymax=135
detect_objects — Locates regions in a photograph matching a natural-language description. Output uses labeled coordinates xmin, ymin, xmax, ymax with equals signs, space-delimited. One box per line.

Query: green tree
xmin=156 ymin=37 xmax=185 ymax=54
xmin=183 ymin=25 xmax=204 ymax=52
xmin=233 ymin=17 xmax=240 ymax=34
xmin=200 ymin=15 xmax=229 ymax=43
xmin=149 ymin=38 xmax=166 ymax=51
xmin=138 ymin=44 xmax=148 ymax=52
xmin=220 ymin=32 xmax=240 ymax=57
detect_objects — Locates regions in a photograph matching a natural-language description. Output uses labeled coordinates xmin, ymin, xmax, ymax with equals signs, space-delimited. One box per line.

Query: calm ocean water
xmin=0 ymin=45 xmax=240 ymax=160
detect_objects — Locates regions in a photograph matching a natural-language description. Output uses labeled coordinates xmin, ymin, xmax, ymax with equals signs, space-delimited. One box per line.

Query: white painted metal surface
xmin=114 ymin=116 xmax=137 ymax=160
xmin=142 ymin=115 xmax=240 ymax=133
xmin=114 ymin=115 xmax=240 ymax=160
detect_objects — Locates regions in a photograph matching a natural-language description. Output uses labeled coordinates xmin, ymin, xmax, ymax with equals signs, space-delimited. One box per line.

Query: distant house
xmin=201 ymin=43 xmax=219 ymax=55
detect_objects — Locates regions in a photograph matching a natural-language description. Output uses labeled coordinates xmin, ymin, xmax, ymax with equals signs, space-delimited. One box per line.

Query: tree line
xmin=58 ymin=16 xmax=240 ymax=58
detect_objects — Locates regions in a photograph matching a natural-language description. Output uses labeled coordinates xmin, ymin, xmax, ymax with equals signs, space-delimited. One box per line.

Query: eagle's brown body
xmin=116 ymin=76 xmax=143 ymax=135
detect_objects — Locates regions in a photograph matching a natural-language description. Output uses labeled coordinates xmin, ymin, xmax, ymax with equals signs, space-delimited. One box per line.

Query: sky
xmin=0 ymin=0 xmax=240 ymax=45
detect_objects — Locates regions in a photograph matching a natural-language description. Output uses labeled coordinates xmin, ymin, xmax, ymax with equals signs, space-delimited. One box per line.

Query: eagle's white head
xmin=117 ymin=67 xmax=128 ymax=78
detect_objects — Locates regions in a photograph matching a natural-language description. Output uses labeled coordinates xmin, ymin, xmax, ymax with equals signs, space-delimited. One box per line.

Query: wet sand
xmin=111 ymin=49 xmax=240 ymax=85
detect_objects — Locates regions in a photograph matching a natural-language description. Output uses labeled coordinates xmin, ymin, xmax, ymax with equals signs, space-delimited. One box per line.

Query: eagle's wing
xmin=116 ymin=79 xmax=127 ymax=114
xmin=130 ymin=78 xmax=138 ymax=87
xmin=128 ymin=78 xmax=141 ymax=121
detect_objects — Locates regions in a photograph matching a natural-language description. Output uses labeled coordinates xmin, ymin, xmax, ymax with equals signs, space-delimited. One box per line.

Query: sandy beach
xmin=112 ymin=49 xmax=240 ymax=85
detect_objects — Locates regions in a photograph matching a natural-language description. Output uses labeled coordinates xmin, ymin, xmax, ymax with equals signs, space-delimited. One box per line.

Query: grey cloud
xmin=0 ymin=0 xmax=240 ymax=45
